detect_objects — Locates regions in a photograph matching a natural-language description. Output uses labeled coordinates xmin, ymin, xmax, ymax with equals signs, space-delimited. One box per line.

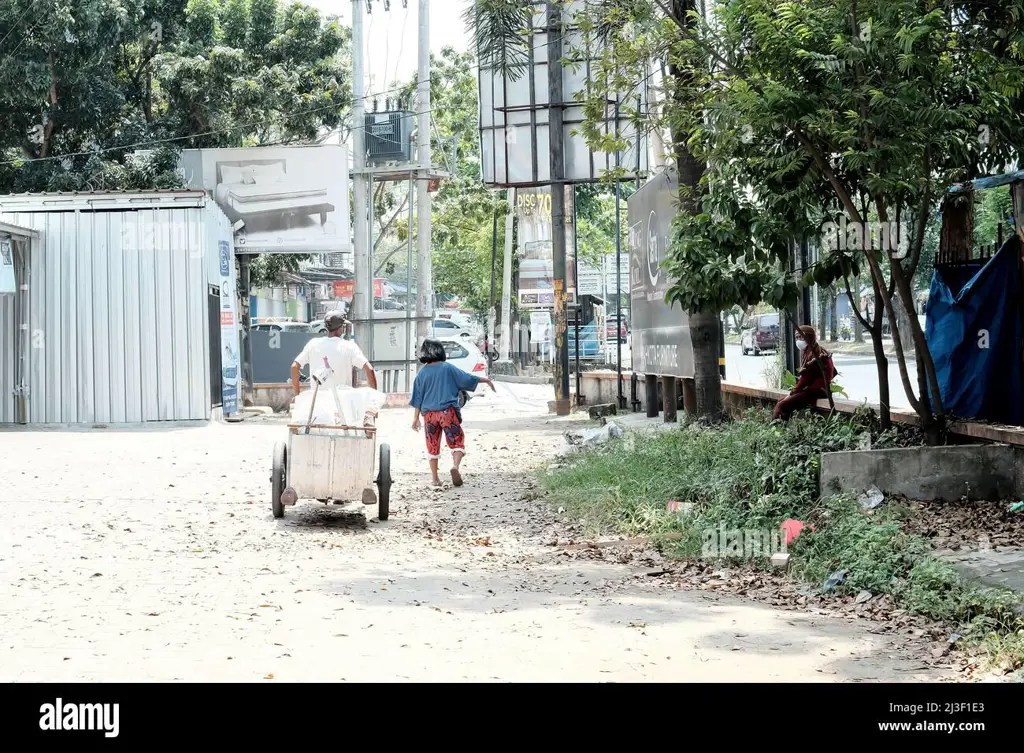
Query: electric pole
xmin=547 ymin=1 xmax=570 ymax=415
xmin=415 ymin=0 xmax=433 ymax=346
xmin=351 ymin=0 xmax=370 ymax=346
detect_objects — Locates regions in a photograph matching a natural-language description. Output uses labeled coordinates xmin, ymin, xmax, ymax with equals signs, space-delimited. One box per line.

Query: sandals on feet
xmin=450 ymin=468 xmax=463 ymax=487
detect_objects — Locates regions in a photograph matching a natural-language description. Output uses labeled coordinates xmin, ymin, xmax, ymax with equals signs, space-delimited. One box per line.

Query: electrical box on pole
xmin=364 ymin=111 xmax=415 ymax=164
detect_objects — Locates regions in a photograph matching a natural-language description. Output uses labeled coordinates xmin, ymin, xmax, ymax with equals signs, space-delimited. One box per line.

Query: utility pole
xmin=415 ymin=0 xmax=433 ymax=347
xmin=499 ymin=188 xmax=515 ymax=362
xmin=547 ymin=1 xmax=570 ymax=416
xmin=351 ymin=0 xmax=370 ymax=347
xmin=489 ymin=208 xmax=498 ymax=358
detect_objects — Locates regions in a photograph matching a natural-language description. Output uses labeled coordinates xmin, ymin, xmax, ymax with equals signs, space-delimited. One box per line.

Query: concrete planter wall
xmin=820 ymin=445 xmax=1024 ymax=502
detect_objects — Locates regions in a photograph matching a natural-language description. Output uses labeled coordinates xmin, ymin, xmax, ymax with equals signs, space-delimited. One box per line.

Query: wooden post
xmin=682 ymin=377 xmax=697 ymax=415
xmin=662 ymin=376 xmax=677 ymax=423
xmin=645 ymin=374 xmax=659 ymax=418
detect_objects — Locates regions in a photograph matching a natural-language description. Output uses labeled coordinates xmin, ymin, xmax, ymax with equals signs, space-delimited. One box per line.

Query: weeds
xmin=542 ymin=409 xmax=1024 ymax=670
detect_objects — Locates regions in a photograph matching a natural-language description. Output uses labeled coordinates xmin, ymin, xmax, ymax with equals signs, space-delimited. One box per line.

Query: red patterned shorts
xmin=424 ymin=407 xmax=465 ymax=458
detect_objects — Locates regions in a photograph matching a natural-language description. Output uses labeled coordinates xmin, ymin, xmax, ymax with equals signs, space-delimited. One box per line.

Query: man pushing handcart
xmin=268 ymin=312 xmax=393 ymax=521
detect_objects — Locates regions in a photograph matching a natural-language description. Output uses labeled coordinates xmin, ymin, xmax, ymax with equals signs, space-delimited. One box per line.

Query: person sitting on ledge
xmin=772 ymin=325 xmax=837 ymax=421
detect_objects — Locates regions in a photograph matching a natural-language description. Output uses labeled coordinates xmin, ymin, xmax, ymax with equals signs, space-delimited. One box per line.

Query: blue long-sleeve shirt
xmin=410 ymin=362 xmax=480 ymax=413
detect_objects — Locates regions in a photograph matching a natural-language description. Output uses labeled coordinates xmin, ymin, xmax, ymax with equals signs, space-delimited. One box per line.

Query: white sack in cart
xmin=291 ymin=386 xmax=386 ymax=435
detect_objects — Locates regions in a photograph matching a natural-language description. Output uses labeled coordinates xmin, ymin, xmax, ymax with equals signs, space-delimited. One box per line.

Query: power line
xmin=0 ymin=0 xmax=48 ymax=72
xmin=0 ymin=0 xmax=41 ymax=51
xmin=0 ymin=17 xmax=625 ymax=168
xmin=0 ymin=88 xmax=438 ymax=168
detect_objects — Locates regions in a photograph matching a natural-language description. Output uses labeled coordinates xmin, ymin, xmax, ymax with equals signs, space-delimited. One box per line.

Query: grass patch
xmin=542 ymin=408 xmax=1024 ymax=671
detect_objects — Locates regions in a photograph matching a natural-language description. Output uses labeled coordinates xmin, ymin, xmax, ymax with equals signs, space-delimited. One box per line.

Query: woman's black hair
xmin=419 ymin=338 xmax=447 ymax=364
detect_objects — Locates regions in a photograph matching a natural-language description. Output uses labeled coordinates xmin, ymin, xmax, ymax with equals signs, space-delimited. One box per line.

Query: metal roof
xmin=0 ymin=220 xmax=38 ymax=238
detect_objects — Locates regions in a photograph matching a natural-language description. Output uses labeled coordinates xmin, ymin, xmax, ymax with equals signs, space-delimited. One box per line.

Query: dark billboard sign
xmin=627 ymin=168 xmax=695 ymax=378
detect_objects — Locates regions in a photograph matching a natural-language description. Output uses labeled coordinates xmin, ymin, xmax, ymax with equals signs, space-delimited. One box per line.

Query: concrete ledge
xmin=820 ymin=445 xmax=1021 ymax=501
xmin=492 ymin=374 xmax=552 ymax=385
xmin=579 ymin=371 xmax=1024 ymax=447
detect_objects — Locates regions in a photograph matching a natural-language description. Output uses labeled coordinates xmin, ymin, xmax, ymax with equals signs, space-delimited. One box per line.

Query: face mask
xmin=796 ymin=340 xmax=808 ymax=351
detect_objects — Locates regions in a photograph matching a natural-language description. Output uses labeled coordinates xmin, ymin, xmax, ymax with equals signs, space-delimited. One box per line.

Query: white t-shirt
xmin=294 ymin=336 xmax=369 ymax=388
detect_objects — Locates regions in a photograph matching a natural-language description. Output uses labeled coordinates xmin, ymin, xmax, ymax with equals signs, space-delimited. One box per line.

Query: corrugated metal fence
xmin=1 ymin=204 xmax=223 ymax=423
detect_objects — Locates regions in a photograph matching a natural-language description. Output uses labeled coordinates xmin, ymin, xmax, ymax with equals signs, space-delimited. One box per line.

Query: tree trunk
xmin=869 ymin=290 xmax=891 ymax=430
xmin=895 ymin=292 xmax=915 ymax=354
xmin=851 ymin=277 xmax=863 ymax=343
xmin=816 ymin=287 xmax=827 ymax=339
xmin=667 ymin=0 xmax=719 ymax=417
xmin=828 ymin=290 xmax=838 ymax=342
xmin=690 ymin=308 xmax=724 ymax=418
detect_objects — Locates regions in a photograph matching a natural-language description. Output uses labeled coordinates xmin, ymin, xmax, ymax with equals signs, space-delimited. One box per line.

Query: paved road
xmin=0 ymin=382 xmax=943 ymax=682
xmin=724 ymin=344 xmax=919 ymax=410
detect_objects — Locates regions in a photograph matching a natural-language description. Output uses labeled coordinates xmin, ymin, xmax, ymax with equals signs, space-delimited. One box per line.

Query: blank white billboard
xmin=477 ymin=1 xmax=648 ymax=188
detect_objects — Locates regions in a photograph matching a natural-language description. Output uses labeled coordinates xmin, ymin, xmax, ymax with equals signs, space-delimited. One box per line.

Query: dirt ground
xmin=0 ymin=383 xmax=956 ymax=682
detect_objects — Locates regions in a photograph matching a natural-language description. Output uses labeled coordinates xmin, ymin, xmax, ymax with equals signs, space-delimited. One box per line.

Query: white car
xmin=252 ymin=322 xmax=313 ymax=333
xmin=431 ymin=318 xmax=474 ymax=342
xmin=439 ymin=338 xmax=488 ymax=408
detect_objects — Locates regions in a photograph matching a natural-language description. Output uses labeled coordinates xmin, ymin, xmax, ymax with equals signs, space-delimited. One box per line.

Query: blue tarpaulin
xmin=925 ymin=235 xmax=1021 ymax=425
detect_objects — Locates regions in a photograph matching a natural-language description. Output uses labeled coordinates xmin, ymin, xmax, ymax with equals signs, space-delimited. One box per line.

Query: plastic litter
xmin=561 ymin=421 xmax=624 ymax=453
xmin=1008 ymin=502 xmax=1024 ymax=513
xmin=667 ymin=500 xmax=694 ymax=516
xmin=780 ymin=518 xmax=814 ymax=546
xmin=858 ymin=485 xmax=885 ymax=510
xmin=821 ymin=569 xmax=848 ymax=592
xmin=854 ymin=590 xmax=872 ymax=604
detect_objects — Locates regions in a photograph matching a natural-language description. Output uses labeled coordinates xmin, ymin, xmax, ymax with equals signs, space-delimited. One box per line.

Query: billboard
xmin=179 ymin=145 xmax=350 ymax=254
xmin=477 ymin=1 xmax=648 ymax=187
xmin=515 ymin=186 xmax=576 ymax=309
xmin=627 ymin=168 xmax=694 ymax=378
xmin=332 ymin=278 xmax=383 ymax=301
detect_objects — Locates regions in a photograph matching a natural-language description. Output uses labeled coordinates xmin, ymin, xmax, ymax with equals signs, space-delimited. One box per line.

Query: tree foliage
xmin=573 ymin=0 xmax=1024 ymax=435
xmin=0 ymin=0 xmax=351 ymax=286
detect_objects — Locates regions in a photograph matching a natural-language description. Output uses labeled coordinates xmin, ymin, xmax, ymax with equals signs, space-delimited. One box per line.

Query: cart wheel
xmin=376 ymin=443 xmax=391 ymax=521
xmin=271 ymin=441 xmax=287 ymax=519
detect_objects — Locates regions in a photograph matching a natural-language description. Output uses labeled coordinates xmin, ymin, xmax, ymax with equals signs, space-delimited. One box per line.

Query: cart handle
xmin=287 ymin=423 xmax=378 ymax=433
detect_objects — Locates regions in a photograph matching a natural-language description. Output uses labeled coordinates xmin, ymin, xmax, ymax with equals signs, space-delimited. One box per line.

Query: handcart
xmin=270 ymin=366 xmax=392 ymax=521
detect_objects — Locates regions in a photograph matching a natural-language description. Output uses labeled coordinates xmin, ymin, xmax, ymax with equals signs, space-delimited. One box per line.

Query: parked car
xmin=606 ymin=314 xmax=629 ymax=341
xmin=431 ymin=318 xmax=474 ymax=342
xmin=439 ymin=338 xmax=488 ymax=408
xmin=740 ymin=312 xmax=780 ymax=355
xmin=252 ymin=321 xmax=313 ymax=333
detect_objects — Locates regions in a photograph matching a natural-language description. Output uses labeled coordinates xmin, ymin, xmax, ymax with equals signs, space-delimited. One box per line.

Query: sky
xmin=304 ymin=0 xmax=473 ymax=100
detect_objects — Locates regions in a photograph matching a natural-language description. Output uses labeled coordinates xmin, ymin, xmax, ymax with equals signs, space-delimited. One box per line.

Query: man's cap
xmin=324 ymin=311 xmax=348 ymax=331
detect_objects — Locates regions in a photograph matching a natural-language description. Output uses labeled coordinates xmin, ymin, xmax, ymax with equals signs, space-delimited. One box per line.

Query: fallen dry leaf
xmin=264 ymin=673 xmax=274 ymax=680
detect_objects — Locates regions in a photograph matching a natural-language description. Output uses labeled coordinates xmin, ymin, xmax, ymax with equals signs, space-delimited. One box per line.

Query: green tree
xmin=695 ymin=0 xmax=1021 ymax=439
xmin=398 ymin=46 xmax=510 ymax=317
